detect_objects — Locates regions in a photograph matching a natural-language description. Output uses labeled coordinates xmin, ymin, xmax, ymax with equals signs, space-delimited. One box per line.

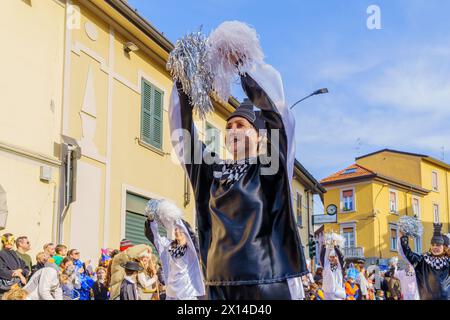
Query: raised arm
xmin=144 ymin=219 xmax=170 ymax=254
xmin=400 ymin=236 xmax=423 ymax=266
xmin=334 ymin=246 xmax=345 ymax=269
xmin=241 ymin=63 xmax=295 ymax=180
xmin=169 ymin=82 xmax=214 ymax=190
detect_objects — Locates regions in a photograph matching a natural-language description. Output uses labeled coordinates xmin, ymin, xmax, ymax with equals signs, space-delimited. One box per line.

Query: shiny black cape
xmin=173 ymin=74 xmax=307 ymax=285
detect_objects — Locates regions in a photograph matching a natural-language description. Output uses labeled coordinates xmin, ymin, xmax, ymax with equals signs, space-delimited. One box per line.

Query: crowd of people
xmin=1 ymin=222 xmax=448 ymax=301
xmin=0 ymin=233 xmax=165 ymax=300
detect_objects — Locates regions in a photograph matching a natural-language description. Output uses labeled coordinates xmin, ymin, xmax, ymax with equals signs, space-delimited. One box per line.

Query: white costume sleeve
xmin=150 ymin=220 xmax=171 ymax=254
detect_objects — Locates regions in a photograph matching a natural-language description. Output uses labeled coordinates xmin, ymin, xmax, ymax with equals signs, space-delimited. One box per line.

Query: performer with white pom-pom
xmin=143 ymin=199 xmax=205 ymax=300
xmin=319 ymin=232 xmax=346 ymax=300
xmin=167 ymin=21 xmax=307 ymax=300
xmin=399 ymin=220 xmax=449 ymax=300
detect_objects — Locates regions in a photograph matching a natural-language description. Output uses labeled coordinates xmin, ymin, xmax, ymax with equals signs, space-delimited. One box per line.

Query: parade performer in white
xmin=144 ymin=199 xmax=205 ymax=300
xmin=319 ymin=233 xmax=346 ymax=300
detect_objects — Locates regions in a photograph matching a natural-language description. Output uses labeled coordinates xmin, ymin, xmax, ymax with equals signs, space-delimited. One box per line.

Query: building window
xmin=433 ymin=203 xmax=440 ymax=223
xmin=389 ymin=190 xmax=397 ymax=213
xmin=390 ymin=226 xmax=398 ymax=251
xmin=141 ymin=78 xmax=163 ymax=150
xmin=342 ymin=227 xmax=356 ymax=248
xmin=432 ymin=171 xmax=439 ymax=191
xmin=414 ymin=236 xmax=422 ymax=254
xmin=296 ymin=192 xmax=303 ymax=227
xmin=412 ymin=197 xmax=420 ymax=217
xmin=205 ymin=122 xmax=221 ymax=155
xmin=342 ymin=189 xmax=355 ymax=212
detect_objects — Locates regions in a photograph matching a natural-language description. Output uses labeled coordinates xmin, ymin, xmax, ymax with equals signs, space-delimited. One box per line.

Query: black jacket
xmin=400 ymin=236 xmax=449 ymax=300
xmin=120 ymin=278 xmax=139 ymax=300
xmin=171 ymin=74 xmax=307 ymax=286
xmin=0 ymin=249 xmax=29 ymax=280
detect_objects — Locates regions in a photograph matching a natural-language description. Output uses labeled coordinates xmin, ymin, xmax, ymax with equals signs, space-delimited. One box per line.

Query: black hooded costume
xmin=400 ymin=223 xmax=450 ymax=300
xmin=169 ymin=64 xmax=307 ymax=299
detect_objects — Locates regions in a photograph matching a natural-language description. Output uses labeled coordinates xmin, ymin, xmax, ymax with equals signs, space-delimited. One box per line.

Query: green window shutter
xmin=151 ymin=88 xmax=163 ymax=149
xmin=141 ymin=79 xmax=164 ymax=149
xmin=141 ymin=79 xmax=153 ymax=145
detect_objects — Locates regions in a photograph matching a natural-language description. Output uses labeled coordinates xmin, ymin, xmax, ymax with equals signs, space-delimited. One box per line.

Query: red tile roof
xmin=320 ymin=164 xmax=376 ymax=184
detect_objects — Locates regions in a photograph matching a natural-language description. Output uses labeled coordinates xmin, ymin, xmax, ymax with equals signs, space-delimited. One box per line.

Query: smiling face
xmin=431 ymin=243 xmax=444 ymax=256
xmin=225 ymin=116 xmax=259 ymax=160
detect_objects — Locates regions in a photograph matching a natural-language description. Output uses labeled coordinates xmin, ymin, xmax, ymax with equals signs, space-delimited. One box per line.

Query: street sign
xmin=313 ymin=214 xmax=337 ymax=225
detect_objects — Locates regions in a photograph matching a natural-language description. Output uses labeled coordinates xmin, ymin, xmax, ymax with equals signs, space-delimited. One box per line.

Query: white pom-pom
xmin=145 ymin=199 xmax=183 ymax=233
xmin=324 ymin=232 xmax=346 ymax=248
xmin=398 ymin=216 xmax=423 ymax=238
xmin=207 ymin=21 xmax=264 ymax=103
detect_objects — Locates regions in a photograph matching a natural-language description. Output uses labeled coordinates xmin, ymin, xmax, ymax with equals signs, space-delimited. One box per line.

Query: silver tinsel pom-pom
xmin=398 ymin=215 xmax=423 ymax=238
xmin=167 ymin=31 xmax=214 ymax=119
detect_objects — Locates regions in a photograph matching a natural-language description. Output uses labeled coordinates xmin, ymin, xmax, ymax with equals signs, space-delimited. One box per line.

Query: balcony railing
xmin=342 ymin=247 xmax=364 ymax=258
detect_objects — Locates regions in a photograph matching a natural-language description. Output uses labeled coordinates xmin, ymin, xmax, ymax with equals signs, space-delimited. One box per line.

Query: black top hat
xmin=227 ymin=98 xmax=265 ymax=130
xmin=431 ymin=223 xmax=444 ymax=245
xmin=120 ymin=261 xmax=144 ymax=272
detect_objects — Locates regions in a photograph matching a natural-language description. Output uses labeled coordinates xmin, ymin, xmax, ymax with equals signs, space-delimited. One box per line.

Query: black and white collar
xmin=423 ymin=252 xmax=449 ymax=270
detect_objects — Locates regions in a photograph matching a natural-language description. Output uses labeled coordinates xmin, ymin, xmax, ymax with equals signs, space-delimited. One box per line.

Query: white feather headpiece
xmin=207 ymin=21 xmax=264 ymax=103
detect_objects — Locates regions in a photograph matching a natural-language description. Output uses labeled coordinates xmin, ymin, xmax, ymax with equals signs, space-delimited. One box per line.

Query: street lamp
xmin=289 ymin=88 xmax=329 ymax=110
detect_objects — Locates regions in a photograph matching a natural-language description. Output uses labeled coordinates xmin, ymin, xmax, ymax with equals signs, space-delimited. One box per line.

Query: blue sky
xmin=129 ymin=0 xmax=450 ymax=210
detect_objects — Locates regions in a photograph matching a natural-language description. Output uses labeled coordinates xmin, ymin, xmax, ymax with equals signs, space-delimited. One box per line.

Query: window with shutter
xmin=141 ymin=79 xmax=163 ymax=150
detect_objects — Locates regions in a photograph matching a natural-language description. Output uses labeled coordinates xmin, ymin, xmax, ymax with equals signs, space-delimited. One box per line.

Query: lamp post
xmin=289 ymin=88 xmax=329 ymax=110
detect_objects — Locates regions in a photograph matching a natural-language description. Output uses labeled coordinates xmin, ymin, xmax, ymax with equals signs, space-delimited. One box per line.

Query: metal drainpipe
xmin=306 ymin=190 xmax=310 ymax=238
xmin=57 ymin=145 xmax=76 ymax=243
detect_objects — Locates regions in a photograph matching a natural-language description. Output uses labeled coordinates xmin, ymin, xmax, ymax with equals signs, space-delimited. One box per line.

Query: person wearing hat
xmin=345 ymin=267 xmax=360 ymax=300
xmin=120 ymin=239 xmax=133 ymax=252
xmin=400 ymin=223 xmax=450 ymax=300
xmin=319 ymin=239 xmax=346 ymax=300
xmin=120 ymin=261 xmax=143 ymax=300
xmin=168 ymin=22 xmax=307 ymax=300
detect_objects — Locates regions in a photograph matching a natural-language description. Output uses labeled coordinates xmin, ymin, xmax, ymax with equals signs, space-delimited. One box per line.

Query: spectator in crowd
xmin=1 ymin=284 xmax=28 ymax=300
xmin=23 ymin=263 xmax=64 ymax=300
xmin=0 ymin=233 xmax=29 ymax=298
xmin=357 ymin=265 xmax=369 ymax=300
xmin=30 ymin=252 xmax=49 ymax=278
xmin=91 ymin=266 xmax=109 ymax=300
xmin=43 ymin=243 xmax=56 ymax=263
xmin=15 ymin=236 xmax=32 ymax=273
xmin=375 ymin=289 xmax=385 ymax=300
xmin=384 ymin=266 xmax=402 ymax=300
xmin=345 ymin=268 xmax=360 ymax=300
xmin=60 ymin=257 xmax=80 ymax=299
xmin=67 ymin=248 xmax=94 ymax=300
xmin=120 ymin=261 xmax=143 ymax=300
xmin=53 ymin=244 xmax=67 ymax=266
xmin=135 ymin=249 xmax=158 ymax=300
xmin=313 ymin=267 xmax=323 ymax=283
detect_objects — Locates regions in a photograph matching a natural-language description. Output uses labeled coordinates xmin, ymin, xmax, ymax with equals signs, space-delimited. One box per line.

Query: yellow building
xmin=320 ymin=149 xmax=450 ymax=265
xmin=0 ymin=0 xmax=323 ymax=262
